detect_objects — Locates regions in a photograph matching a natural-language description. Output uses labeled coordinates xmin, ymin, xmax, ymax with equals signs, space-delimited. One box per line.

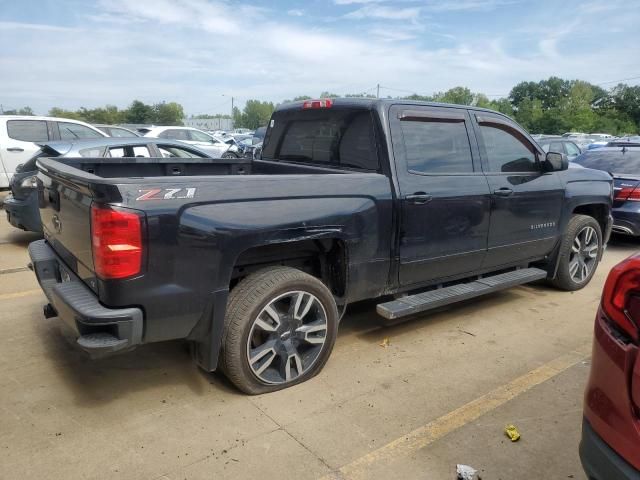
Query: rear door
xmin=0 ymin=119 xmax=52 ymax=187
xmin=634 ymin=353 xmax=640 ymax=411
xmin=472 ymin=112 xmax=564 ymax=268
xmin=389 ymin=105 xmax=491 ymax=286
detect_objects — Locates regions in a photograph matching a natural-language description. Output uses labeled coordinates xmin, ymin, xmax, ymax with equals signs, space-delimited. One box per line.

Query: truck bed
xmin=37 ymin=157 xmax=357 ymax=181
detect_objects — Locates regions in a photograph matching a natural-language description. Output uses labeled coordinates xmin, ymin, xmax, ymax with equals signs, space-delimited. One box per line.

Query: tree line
xmin=5 ymin=77 xmax=639 ymax=135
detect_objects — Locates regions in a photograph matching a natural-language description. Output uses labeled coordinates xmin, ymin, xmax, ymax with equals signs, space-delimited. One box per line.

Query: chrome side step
xmin=376 ymin=268 xmax=547 ymax=320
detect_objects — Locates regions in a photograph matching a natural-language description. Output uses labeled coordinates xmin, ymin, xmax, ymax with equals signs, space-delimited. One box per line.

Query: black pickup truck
xmin=29 ymin=98 xmax=613 ymax=393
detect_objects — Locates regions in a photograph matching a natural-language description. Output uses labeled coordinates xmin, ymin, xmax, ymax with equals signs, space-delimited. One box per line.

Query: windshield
xmin=573 ymin=148 xmax=640 ymax=175
xmin=262 ymin=108 xmax=379 ymax=171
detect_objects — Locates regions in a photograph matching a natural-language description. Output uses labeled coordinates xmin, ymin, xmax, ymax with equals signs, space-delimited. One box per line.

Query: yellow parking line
xmin=0 ymin=289 xmax=42 ymax=301
xmin=321 ymin=344 xmax=591 ymax=480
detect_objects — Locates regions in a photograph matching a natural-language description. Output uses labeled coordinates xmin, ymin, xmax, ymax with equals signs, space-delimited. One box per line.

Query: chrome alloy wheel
xmin=569 ymin=225 xmax=599 ymax=283
xmin=246 ymin=290 xmax=328 ymax=385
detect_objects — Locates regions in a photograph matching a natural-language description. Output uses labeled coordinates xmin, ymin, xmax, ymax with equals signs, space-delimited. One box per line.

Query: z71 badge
xmin=136 ymin=188 xmax=197 ymax=201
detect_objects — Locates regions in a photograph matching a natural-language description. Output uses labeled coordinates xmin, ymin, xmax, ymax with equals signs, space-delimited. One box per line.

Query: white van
xmin=0 ymin=116 xmax=107 ymax=188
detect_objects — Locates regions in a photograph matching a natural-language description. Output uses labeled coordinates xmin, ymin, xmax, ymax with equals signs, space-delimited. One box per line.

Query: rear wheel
xmin=551 ymin=214 xmax=602 ymax=291
xmin=221 ymin=267 xmax=338 ymax=394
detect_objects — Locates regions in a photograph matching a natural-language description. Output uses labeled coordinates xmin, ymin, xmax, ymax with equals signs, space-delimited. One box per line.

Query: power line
xmin=595 ymin=75 xmax=640 ymax=85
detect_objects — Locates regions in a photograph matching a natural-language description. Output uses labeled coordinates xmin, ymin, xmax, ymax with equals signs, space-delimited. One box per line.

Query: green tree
xmin=434 ymin=87 xmax=475 ymax=106
xmin=236 ymin=100 xmax=275 ymax=129
xmin=319 ymin=91 xmax=340 ymax=99
xmin=4 ymin=106 xmax=34 ymax=115
xmin=488 ymin=98 xmax=515 ymax=117
xmin=514 ymin=98 xmax=544 ymax=132
xmin=403 ymin=93 xmax=434 ymax=101
xmin=125 ymin=100 xmax=154 ymax=124
xmin=152 ymin=102 xmax=184 ymax=125
xmin=48 ymin=107 xmax=85 ymax=121
xmin=610 ymin=83 xmax=640 ymax=130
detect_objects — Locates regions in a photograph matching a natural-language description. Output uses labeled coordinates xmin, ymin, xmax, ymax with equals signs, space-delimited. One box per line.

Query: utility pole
xmin=231 ymin=96 xmax=234 ymax=129
xmin=376 ymin=84 xmax=380 ymax=99
xmin=0 ymin=104 xmax=3 ymax=114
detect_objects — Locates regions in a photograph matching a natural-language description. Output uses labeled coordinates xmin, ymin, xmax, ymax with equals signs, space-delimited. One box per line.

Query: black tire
xmin=221 ymin=267 xmax=338 ymax=394
xmin=221 ymin=151 xmax=237 ymax=159
xmin=550 ymin=214 xmax=602 ymax=291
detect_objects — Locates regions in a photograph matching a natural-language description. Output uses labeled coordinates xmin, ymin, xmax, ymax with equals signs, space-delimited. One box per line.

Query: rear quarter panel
xmin=109 ymin=173 xmax=393 ymax=343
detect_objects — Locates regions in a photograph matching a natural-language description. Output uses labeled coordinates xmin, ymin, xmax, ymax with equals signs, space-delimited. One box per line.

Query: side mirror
xmin=544 ymin=151 xmax=568 ymax=172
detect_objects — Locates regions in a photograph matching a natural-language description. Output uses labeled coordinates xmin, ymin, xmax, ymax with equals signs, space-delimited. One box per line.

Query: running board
xmin=376 ymin=268 xmax=547 ymax=320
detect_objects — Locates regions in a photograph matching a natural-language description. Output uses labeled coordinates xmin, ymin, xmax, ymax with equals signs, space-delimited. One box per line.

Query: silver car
xmin=143 ymin=126 xmax=240 ymax=158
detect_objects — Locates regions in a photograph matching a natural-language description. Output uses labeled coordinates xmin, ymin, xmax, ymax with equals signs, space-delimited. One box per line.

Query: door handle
xmin=493 ymin=188 xmax=513 ymax=197
xmin=7 ymin=147 xmax=24 ymax=152
xmin=405 ymin=192 xmax=433 ymax=205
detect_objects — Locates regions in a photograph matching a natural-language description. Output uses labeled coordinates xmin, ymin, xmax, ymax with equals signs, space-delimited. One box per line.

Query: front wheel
xmin=221 ymin=267 xmax=338 ymax=394
xmin=221 ymin=151 xmax=238 ymax=159
xmin=550 ymin=214 xmax=602 ymax=291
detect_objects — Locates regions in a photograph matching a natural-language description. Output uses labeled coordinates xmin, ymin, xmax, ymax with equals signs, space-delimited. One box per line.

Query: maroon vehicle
xmin=581 ymin=254 xmax=640 ymax=479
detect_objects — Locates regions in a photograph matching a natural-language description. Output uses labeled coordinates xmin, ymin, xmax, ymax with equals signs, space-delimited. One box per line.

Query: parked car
xmin=94 ymin=124 xmax=140 ymax=138
xmin=252 ymin=126 xmax=267 ymax=144
xmin=29 ymin=98 xmax=612 ymax=394
xmin=4 ymin=138 xmax=213 ymax=233
xmin=580 ymin=253 xmax=640 ymax=479
xmin=232 ymin=128 xmax=253 ymax=135
xmin=0 ymin=115 xmax=107 ymax=189
xmin=573 ymin=146 xmax=640 ymax=236
xmin=143 ymin=126 xmax=240 ymax=158
xmin=535 ymin=136 xmax=582 ymax=161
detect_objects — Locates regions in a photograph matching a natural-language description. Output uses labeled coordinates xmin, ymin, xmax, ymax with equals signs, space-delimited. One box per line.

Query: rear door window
xmin=58 ymin=122 xmax=103 ymax=140
xmin=398 ymin=117 xmax=474 ymax=174
xmin=189 ymin=130 xmax=213 ymax=142
xmin=263 ymin=108 xmax=379 ymax=170
xmin=160 ymin=129 xmax=190 ymax=141
xmin=7 ymin=120 xmax=49 ymax=142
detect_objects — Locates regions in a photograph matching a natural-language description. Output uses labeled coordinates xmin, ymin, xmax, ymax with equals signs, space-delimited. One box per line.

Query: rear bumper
xmin=28 ymin=239 xmax=143 ymax=358
xmin=581 ymin=419 xmax=640 ymax=480
xmin=3 ymin=191 xmax=42 ymax=232
xmin=612 ymin=205 xmax=640 ymax=236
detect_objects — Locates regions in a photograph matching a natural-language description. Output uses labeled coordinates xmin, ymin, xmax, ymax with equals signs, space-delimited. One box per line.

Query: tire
xmin=221 ymin=151 xmax=237 ymax=159
xmin=221 ymin=267 xmax=338 ymax=394
xmin=550 ymin=214 xmax=602 ymax=291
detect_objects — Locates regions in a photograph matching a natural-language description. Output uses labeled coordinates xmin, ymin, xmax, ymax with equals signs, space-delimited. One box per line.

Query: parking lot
xmin=0 ymin=193 xmax=636 ymax=480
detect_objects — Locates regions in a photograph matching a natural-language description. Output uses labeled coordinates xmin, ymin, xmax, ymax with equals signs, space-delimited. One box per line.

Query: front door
xmin=471 ymin=112 xmax=564 ymax=268
xmin=390 ymin=105 xmax=491 ymax=287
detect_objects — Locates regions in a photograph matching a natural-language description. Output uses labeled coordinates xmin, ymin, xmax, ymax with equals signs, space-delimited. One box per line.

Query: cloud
xmin=333 ymin=0 xmax=383 ymax=4
xmin=344 ymin=5 xmax=421 ymax=20
xmin=0 ymin=0 xmax=638 ymax=115
xmin=287 ymin=9 xmax=304 ymax=17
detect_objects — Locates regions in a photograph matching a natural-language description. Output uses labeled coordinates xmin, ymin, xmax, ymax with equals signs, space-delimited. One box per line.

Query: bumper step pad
xmin=377 ymin=268 xmax=547 ymax=320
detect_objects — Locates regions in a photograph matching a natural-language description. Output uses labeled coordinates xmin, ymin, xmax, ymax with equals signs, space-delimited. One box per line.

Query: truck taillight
xmin=302 ymin=99 xmax=333 ymax=109
xmin=602 ymin=254 xmax=640 ymax=342
xmin=91 ymin=204 xmax=143 ymax=280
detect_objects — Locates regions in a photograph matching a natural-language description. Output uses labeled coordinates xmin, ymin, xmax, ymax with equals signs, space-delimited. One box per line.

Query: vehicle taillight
xmin=302 ymin=99 xmax=333 ymax=109
xmin=91 ymin=204 xmax=143 ymax=280
xmin=602 ymin=254 xmax=640 ymax=342
xmin=615 ymin=186 xmax=640 ymax=201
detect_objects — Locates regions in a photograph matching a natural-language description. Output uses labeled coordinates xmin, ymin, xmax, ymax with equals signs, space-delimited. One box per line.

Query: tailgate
xmin=38 ymin=163 xmax=95 ymax=279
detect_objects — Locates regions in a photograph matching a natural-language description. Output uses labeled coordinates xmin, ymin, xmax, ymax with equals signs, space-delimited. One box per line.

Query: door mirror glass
xmin=544 ymin=151 xmax=568 ymax=172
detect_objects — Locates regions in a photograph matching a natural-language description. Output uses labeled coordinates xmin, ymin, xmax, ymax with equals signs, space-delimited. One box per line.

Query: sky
xmin=1 ymin=0 xmax=639 ymax=116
